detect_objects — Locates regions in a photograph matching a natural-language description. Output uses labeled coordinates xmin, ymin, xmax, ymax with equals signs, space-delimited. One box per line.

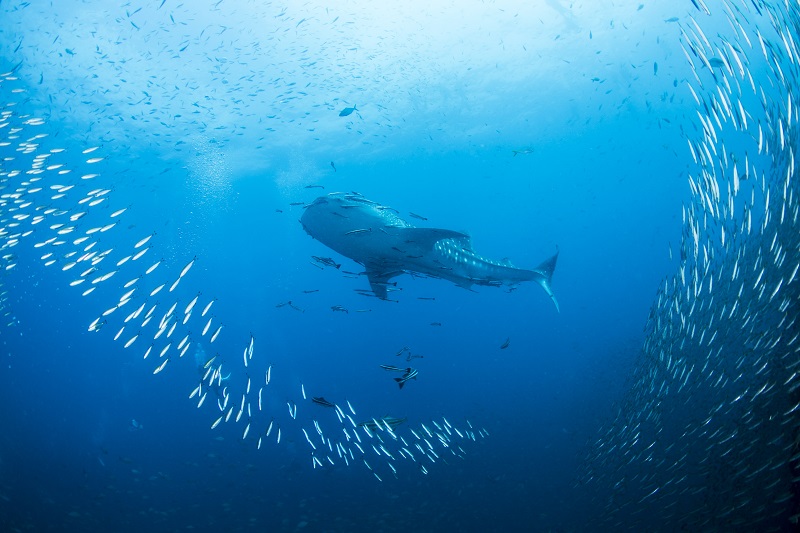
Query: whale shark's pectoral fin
xmin=366 ymin=270 xmax=401 ymax=300
xmin=400 ymin=228 xmax=471 ymax=251
xmin=533 ymin=249 xmax=560 ymax=312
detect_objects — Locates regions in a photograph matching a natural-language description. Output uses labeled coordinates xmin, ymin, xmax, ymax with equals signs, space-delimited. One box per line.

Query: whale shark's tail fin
xmin=533 ymin=249 xmax=559 ymax=312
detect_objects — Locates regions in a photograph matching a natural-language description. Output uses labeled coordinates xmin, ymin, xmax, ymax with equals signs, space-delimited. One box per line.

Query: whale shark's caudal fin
xmin=533 ymin=249 xmax=560 ymax=312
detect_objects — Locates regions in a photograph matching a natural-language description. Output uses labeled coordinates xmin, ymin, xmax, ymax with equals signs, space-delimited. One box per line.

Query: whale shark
xmin=300 ymin=192 xmax=559 ymax=310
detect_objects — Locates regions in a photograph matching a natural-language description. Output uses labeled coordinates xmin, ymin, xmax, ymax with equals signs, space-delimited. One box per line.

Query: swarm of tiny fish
xmin=581 ymin=1 xmax=800 ymax=530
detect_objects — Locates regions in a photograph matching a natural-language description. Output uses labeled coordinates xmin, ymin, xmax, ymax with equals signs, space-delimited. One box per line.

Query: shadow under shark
xmin=300 ymin=192 xmax=559 ymax=311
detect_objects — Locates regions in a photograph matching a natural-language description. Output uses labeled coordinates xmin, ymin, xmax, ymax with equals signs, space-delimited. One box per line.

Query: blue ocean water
xmin=1 ymin=1 xmax=798 ymax=532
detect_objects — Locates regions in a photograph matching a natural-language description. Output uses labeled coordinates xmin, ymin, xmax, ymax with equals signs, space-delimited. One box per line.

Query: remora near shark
xmin=300 ymin=192 xmax=559 ymax=310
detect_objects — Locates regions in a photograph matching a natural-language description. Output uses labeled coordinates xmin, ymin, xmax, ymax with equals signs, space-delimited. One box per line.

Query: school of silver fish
xmin=578 ymin=1 xmax=800 ymax=530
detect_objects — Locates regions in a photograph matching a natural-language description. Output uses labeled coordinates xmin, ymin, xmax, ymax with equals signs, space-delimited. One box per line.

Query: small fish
xmin=331 ymin=305 xmax=348 ymax=313
xmin=394 ymin=368 xmax=418 ymax=389
xmin=201 ymin=298 xmax=216 ymax=317
xmin=359 ymin=416 xmax=407 ymax=431
xmin=512 ymin=148 xmax=534 ymax=156
xmin=380 ymin=364 xmax=407 ymax=372
xmin=135 ymin=233 xmax=154 ymax=249
xmin=500 ymin=338 xmax=510 ymax=349
xmin=153 ymin=358 xmax=169 ymax=374
xmin=312 ymin=256 xmax=341 ymax=269
xmin=145 ymin=259 xmax=161 ymax=275
xmin=150 ymin=284 xmax=165 ymax=297
xmin=312 ymin=397 xmax=336 ymax=408
xmin=302 ymin=428 xmax=316 ymax=450
xmin=408 ymin=212 xmax=428 ymax=221
xmin=276 ymin=300 xmax=304 ymax=312
xmin=330 ymin=161 xmax=337 ymax=172
xmin=305 ymin=184 xmax=324 ymax=189
xmin=339 ymin=104 xmax=357 ymax=117
xmin=185 ymin=293 xmax=200 ymax=315
xmin=124 ymin=334 xmax=138 ymax=349
xmin=344 ymin=228 xmax=371 ymax=235
xmin=179 ymin=256 xmax=196 ymax=278
xmin=169 ymin=277 xmax=181 ymax=293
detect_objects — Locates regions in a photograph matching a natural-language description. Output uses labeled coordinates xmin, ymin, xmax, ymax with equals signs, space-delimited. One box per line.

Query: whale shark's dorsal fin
xmin=400 ymin=228 xmax=471 ymax=250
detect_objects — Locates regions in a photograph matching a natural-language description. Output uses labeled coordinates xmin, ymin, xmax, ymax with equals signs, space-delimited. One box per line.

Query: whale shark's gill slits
xmin=0 ymin=73 xmax=486 ymax=481
xmin=582 ymin=2 xmax=800 ymax=530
